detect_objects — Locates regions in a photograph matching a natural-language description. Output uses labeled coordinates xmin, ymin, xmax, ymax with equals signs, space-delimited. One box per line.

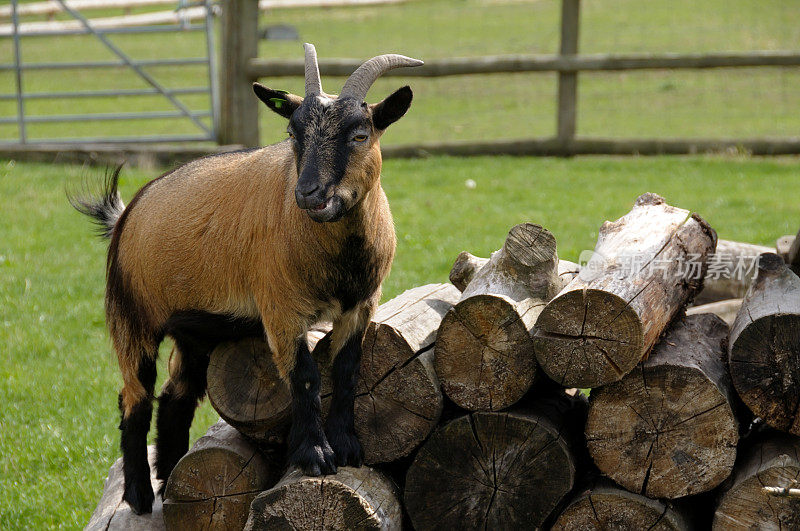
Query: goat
xmin=70 ymin=43 xmax=422 ymax=515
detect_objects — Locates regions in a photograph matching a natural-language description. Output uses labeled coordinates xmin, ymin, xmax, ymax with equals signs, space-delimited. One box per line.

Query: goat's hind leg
xmin=154 ymin=339 xmax=209 ymax=494
xmin=118 ymin=352 xmax=158 ymax=515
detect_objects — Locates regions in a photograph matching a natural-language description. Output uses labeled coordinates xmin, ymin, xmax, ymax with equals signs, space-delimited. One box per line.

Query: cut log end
xmin=206 ymin=337 xmax=291 ymax=438
xmin=449 ymin=251 xmax=489 ymax=291
xmin=405 ymin=411 xmax=576 ymax=530
xmin=552 ymin=482 xmax=690 ymax=530
xmin=162 ymin=421 xmax=281 ymax=531
xmin=534 ymin=288 xmax=643 ymax=388
xmin=586 ymin=314 xmax=738 ymax=499
xmin=245 ymin=467 xmax=402 ymax=531
xmin=435 ymin=295 xmax=538 ymax=411
xmin=713 ymin=434 xmax=800 ymax=530
xmin=729 ymin=314 xmax=800 ymax=434
xmin=504 ymin=222 xmax=557 ymax=268
xmin=729 ymin=256 xmax=800 ymax=435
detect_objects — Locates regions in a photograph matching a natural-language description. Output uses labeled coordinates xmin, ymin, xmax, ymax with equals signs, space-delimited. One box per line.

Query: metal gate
xmin=1 ymin=0 xmax=218 ymax=145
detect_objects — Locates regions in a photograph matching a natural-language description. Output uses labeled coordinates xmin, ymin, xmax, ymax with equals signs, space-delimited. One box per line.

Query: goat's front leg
xmin=286 ymin=336 xmax=337 ymax=476
xmin=325 ymin=303 xmax=374 ymax=467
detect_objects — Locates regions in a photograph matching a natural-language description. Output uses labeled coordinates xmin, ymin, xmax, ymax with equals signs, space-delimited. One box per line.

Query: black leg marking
xmin=325 ymin=332 xmax=364 ymax=467
xmin=287 ymin=338 xmax=337 ymax=476
xmin=154 ymin=334 xmax=212 ymax=493
xmin=119 ymin=355 xmax=157 ymax=515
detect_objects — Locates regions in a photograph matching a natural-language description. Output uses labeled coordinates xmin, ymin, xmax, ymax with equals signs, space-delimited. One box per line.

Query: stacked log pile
xmin=90 ymin=195 xmax=800 ymax=530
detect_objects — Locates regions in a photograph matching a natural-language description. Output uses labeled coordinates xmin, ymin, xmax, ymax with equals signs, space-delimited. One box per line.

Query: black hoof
xmin=327 ymin=428 xmax=363 ymax=468
xmin=289 ymin=436 xmax=337 ymax=476
xmin=123 ymin=479 xmax=154 ymax=515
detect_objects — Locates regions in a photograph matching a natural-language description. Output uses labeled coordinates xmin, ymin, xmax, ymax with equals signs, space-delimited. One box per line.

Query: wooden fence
xmin=224 ymin=0 xmax=800 ymax=156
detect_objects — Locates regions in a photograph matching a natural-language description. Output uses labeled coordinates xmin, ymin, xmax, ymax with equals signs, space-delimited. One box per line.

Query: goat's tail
xmin=68 ymin=164 xmax=126 ymax=239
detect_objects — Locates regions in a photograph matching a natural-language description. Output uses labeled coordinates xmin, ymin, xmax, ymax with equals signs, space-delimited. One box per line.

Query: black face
xmin=287 ymin=96 xmax=373 ymax=223
xmin=253 ymin=82 xmax=414 ymax=223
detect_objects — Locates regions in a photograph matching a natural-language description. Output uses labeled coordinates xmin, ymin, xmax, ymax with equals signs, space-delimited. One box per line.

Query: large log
xmin=404 ymin=393 xmax=585 ymax=530
xmin=533 ymin=193 xmax=717 ymax=388
xmin=86 ymin=446 xmax=165 ymax=530
xmin=207 ymin=284 xmax=459 ymax=463
xmin=713 ymin=432 xmax=800 ymax=529
xmin=245 ymin=466 xmax=402 ymax=530
xmin=318 ymin=283 xmax=460 ymax=464
xmin=729 ymin=253 xmax=800 ymax=435
xmin=695 ymin=239 xmax=774 ymax=304
xmin=586 ymin=314 xmax=738 ymax=498
xmin=161 ymin=420 xmax=282 ymax=530
xmin=435 ymin=223 xmax=565 ymax=411
xmin=552 ymin=479 xmax=692 ymax=530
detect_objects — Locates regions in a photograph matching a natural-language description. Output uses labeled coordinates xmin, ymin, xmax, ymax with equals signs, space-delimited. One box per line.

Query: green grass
xmin=1 ymin=0 xmax=800 ymax=142
xmin=1 ymin=154 xmax=800 ymax=528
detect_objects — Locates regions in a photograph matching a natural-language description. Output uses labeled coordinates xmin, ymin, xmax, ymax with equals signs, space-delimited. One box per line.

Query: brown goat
xmin=71 ymin=43 xmax=422 ymax=514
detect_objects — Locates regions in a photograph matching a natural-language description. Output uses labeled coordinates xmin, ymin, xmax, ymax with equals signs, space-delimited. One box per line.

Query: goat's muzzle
xmin=295 ymin=184 xmax=343 ymax=223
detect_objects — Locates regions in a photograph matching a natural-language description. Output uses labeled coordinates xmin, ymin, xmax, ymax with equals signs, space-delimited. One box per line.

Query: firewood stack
xmin=89 ymin=193 xmax=800 ymax=530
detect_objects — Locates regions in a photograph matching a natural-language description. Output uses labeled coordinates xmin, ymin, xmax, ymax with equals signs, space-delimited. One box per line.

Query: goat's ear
xmin=371 ymin=86 xmax=413 ymax=130
xmin=253 ymin=83 xmax=302 ymax=119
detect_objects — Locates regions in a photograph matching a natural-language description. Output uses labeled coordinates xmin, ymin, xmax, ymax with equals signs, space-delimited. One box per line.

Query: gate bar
xmin=11 ymin=0 xmax=26 ymax=143
xmin=53 ymin=0 xmax=211 ymax=135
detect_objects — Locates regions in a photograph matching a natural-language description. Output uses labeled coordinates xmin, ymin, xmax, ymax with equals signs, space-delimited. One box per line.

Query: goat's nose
xmin=296 ymin=182 xmax=320 ymax=198
xmin=295 ymin=182 xmax=324 ymax=209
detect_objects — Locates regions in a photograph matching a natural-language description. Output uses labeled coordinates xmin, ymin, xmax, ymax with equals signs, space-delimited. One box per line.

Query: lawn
xmin=1 ymin=154 xmax=800 ymax=528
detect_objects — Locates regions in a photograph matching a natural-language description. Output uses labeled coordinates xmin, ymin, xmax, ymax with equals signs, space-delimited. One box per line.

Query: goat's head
xmin=253 ymin=43 xmax=423 ymax=222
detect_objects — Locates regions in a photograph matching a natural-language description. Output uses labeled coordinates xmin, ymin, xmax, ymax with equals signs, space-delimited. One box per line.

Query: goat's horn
xmin=339 ymin=54 xmax=424 ymax=101
xmin=304 ymin=43 xmax=323 ymax=96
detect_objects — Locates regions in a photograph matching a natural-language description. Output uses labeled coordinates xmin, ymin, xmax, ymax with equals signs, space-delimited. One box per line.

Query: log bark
xmin=435 ymin=223 xmax=566 ymax=411
xmin=317 ymin=283 xmax=460 ymax=464
xmin=449 ymin=251 xmax=578 ymax=293
xmin=586 ymin=314 xmax=738 ymax=498
xmin=552 ymin=479 xmax=692 ymax=530
xmin=695 ymin=239 xmax=774 ymax=304
xmin=713 ymin=433 xmax=800 ymax=529
xmin=161 ymin=421 xmax=282 ymax=530
xmin=404 ymin=397 xmax=584 ymax=530
xmin=729 ymin=253 xmax=800 ymax=435
xmin=245 ymin=466 xmax=402 ymax=530
xmin=687 ymin=298 xmax=743 ymax=327
xmin=533 ymin=193 xmax=717 ymax=388
xmin=86 ymin=446 xmax=165 ymax=531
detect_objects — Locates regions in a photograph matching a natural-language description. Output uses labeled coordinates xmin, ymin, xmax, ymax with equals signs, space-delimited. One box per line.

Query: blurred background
xmin=1 ymin=0 xmax=799 ymax=148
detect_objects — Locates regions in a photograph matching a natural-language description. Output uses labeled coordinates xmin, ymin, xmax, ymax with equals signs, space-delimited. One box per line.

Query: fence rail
xmin=225 ymin=0 xmax=800 ymax=156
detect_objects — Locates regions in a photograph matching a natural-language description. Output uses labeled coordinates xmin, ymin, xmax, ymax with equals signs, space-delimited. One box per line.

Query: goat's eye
xmin=353 ymin=134 xmax=368 ymax=142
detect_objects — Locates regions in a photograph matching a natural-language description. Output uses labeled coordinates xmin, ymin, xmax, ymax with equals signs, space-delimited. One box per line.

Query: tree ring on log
xmin=534 ymin=288 xmax=643 ymax=388
xmin=207 ymin=338 xmax=291 ymax=436
xmin=729 ymin=314 xmax=800 ymax=435
xmin=552 ymin=484 xmax=689 ymax=530
xmin=245 ymin=467 xmax=402 ymax=530
xmin=435 ymin=294 xmax=537 ymax=411
xmin=587 ymin=366 xmax=738 ymax=498
xmin=404 ymin=411 xmax=575 ymax=529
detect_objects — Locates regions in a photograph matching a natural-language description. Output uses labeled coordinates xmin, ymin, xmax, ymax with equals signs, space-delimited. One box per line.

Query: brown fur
xmin=110 ymin=136 xmax=394 ymax=418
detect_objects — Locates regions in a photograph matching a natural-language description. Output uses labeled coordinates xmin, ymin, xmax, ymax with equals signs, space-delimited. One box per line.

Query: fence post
xmin=556 ymin=0 xmax=580 ymax=154
xmin=219 ymin=0 xmax=259 ymax=147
